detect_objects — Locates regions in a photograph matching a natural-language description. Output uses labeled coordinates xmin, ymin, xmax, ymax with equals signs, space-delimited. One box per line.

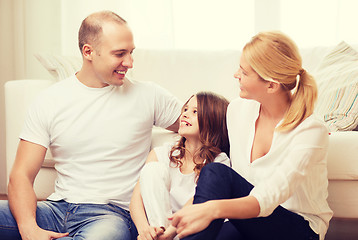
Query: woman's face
xmin=178 ymin=96 xmax=200 ymax=140
xmin=234 ymin=55 xmax=269 ymax=101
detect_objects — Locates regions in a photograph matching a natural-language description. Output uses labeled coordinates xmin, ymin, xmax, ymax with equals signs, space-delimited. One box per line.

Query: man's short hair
xmin=78 ymin=11 xmax=127 ymax=52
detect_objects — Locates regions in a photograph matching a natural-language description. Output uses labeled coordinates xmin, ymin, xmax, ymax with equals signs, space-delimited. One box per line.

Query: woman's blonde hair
xmin=242 ymin=31 xmax=317 ymax=131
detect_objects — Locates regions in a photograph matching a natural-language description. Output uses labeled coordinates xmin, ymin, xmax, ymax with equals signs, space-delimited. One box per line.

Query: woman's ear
xmin=267 ymin=81 xmax=281 ymax=94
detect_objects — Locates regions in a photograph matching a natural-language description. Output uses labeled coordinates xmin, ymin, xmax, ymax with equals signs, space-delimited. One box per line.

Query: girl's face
xmin=178 ymin=95 xmax=200 ymax=140
xmin=234 ymin=55 xmax=269 ymax=101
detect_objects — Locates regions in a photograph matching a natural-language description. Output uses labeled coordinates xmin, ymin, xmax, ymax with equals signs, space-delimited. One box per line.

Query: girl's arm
xmin=129 ymin=150 xmax=164 ymax=239
xmin=159 ymin=197 xmax=194 ymax=240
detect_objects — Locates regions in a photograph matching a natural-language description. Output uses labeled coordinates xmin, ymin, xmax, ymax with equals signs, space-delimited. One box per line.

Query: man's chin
xmin=110 ymin=77 xmax=126 ymax=86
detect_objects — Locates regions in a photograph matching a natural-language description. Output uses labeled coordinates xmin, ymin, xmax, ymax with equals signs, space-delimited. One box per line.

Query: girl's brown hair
xmin=243 ymin=31 xmax=318 ymax=131
xmin=169 ymin=91 xmax=230 ymax=176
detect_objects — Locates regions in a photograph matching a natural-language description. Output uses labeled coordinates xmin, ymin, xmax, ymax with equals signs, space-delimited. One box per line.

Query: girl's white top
xmin=154 ymin=142 xmax=231 ymax=213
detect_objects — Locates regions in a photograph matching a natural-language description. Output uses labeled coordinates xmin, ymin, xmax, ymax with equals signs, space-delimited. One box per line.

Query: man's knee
xmin=0 ymin=200 xmax=21 ymax=240
xmin=73 ymin=216 xmax=135 ymax=240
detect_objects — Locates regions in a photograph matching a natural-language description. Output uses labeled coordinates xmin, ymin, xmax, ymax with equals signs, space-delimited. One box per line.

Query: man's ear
xmin=82 ymin=44 xmax=93 ymax=60
xmin=267 ymin=81 xmax=281 ymax=94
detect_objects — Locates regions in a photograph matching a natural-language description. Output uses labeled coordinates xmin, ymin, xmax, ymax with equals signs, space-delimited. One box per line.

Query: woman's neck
xmin=259 ymin=92 xmax=290 ymax=121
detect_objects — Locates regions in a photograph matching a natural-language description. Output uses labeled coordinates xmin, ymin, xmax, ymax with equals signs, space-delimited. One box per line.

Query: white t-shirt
xmin=227 ymin=97 xmax=333 ymax=239
xmin=20 ymin=75 xmax=182 ymax=210
xmin=154 ymin=142 xmax=231 ymax=213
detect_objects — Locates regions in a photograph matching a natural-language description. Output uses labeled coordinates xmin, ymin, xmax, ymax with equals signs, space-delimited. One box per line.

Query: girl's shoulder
xmin=213 ymin=152 xmax=231 ymax=167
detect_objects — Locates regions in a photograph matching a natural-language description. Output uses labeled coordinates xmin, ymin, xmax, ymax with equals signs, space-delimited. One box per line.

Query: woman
xmin=170 ymin=31 xmax=333 ymax=240
xmin=130 ymin=91 xmax=231 ymax=240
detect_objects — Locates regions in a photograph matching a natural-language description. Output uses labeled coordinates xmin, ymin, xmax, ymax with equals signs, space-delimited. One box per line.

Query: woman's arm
xmin=170 ymin=195 xmax=260 ymax=239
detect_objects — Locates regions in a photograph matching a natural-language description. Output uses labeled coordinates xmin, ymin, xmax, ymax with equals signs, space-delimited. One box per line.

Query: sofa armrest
xmin=327 ymin=131 xmax=358 ymax=180
xmin=5 ymin=79 xmax=56 ymax=186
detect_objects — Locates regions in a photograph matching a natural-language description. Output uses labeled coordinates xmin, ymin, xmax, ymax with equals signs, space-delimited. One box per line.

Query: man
xmin=0 ymin=11 xmax=181 ymax=240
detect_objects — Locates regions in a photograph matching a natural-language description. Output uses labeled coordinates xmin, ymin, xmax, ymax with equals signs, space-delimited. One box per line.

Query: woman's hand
xmin=137 ymin=225 xmax=164 ymax=240
xmin=170 ymin=202 xmax=215 ymax=239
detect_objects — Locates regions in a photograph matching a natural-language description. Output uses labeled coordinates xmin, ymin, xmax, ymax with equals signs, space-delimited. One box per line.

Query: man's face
xmin=90 ymin=22 xmax=135 ymax=87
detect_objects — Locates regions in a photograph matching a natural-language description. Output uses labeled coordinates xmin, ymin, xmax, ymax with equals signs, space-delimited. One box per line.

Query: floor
xmin=0 ymin=193 xmax=357 ymax=239
xmin=325 ymin=218 xmax=358 ymax=240
xmin=0 ymin=194 xmax=7 ymax=200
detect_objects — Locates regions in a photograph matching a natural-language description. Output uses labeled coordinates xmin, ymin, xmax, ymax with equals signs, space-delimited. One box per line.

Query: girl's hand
xmin=137 ymin=226 xmax=164 ymax=240
xmin=170 ymin=202 xmax=214 ymax=239
xmin=158 ymin=225 xmax=177 ymax=240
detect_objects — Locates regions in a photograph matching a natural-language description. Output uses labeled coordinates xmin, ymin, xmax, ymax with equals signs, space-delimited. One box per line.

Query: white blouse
xmin=227 ymin=97 xmax=333 ymax=239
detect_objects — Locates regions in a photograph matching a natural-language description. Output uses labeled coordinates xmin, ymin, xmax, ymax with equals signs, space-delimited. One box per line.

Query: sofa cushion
xmin=34 ymin=53 xmax=83 ymax=81
xmin=314 ymin=41 xmax=358 ymax=131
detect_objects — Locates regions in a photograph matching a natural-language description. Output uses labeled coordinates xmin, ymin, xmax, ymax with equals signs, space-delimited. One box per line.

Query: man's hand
xmin=20 ymin=225 xmax=69 ymax=240
xmin=169 ymin=202 xmax=214 ymax=239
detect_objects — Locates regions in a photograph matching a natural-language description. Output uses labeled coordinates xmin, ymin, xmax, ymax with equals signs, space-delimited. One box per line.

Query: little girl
xmin=130 ymin=91 xmax=231 ymax=240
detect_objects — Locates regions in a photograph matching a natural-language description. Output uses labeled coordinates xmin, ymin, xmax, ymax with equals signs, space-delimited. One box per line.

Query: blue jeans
xmin=183 ymin=163 xmax=320 ymax=240
xmin=0 ymin=200 xmax=137 ymax=240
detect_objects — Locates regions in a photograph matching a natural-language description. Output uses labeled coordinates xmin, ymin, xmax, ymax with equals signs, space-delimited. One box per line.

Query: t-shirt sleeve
xmin=213 ymin=152 xmax=231 ymax=167
xmin=19 ymin=94 xmax=51 ymax=148
xmin=153 ymin=142 xmax=176 ymax=166
xmin=152 ymin=83 xmax=182 ymax=129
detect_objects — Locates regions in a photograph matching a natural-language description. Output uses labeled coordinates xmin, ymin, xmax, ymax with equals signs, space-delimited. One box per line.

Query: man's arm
xmin=8 ymin=139 xmax=68 ymax=240
xmin=165 ymin=117 xmax=180 ymax=133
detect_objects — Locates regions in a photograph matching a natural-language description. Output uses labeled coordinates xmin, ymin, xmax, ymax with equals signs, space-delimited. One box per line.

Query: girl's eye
xmin=193 ymin=110 xmax=197 ymax=114
xmin=183 ymin=107 xmax=188 ymax=112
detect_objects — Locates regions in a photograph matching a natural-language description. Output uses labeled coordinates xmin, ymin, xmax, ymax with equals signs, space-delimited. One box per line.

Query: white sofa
xmin=5 ymin=45 xmax=358 ymax=238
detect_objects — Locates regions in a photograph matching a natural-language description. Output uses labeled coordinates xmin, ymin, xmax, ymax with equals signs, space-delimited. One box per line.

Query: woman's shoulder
xmin=296 ymin=114 xmax=328 ymax=133
xmin=288 ymin=114 xmax=329 ymax=147
xmin=228 ymin=97 xmax=259 ymax=112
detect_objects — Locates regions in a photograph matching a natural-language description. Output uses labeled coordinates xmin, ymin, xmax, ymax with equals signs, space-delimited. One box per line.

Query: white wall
xmin=0 ymin=0 xmax=14 ymax=194
xmin=0 ymin=0 xmax=61 ymax=194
